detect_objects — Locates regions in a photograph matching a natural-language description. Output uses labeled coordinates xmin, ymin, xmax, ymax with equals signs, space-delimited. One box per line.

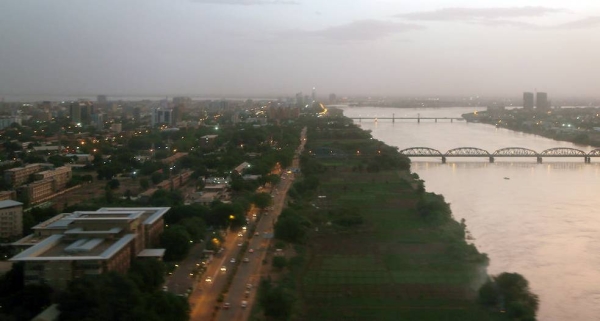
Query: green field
xmin=295 ymin=134 xmax=505 ymax=321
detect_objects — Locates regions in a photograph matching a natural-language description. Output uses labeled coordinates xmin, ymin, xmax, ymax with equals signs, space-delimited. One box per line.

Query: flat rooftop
xmin=11 ymin=234 xmax=137 ymax=261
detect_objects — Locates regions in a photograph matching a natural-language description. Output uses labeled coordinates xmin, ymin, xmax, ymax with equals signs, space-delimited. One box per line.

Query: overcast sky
xmin=1 ymin=0 xmax=600 ymax=99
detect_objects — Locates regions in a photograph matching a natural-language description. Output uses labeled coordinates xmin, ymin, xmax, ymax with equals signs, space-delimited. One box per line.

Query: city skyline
xmin=2 ymin=1 xmax=600 ymax=98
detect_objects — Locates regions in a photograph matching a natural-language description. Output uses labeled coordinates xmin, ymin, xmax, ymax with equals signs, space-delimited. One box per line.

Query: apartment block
xmin=34 ymin=166 xmax=72 ymax=191
xmin=21 ymin=179 xmax=54 ymax=204
xmin=4 ymin=164 xmax=45 ymax=187
xmin=0 ymin=191 xmax=16 ymax=201
xmin=0 ymin=200 xmax=23 ymax=240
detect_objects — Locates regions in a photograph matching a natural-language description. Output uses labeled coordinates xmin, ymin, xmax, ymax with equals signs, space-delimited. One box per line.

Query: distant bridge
xmin=347 ymin=113 xmax=463 ymax=123
xmin=400 ymin=147 xmax=600 ymax=163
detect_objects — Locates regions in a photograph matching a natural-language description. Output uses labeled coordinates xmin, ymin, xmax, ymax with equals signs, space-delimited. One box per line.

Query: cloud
xmin=284 ymin=20 xmax=423 ymax=42
xmin=396 ymin=6 xmax=564 ymax=21
xmin=554 ymin=16 xmax=600 ymax=29
xmin=191 ymin=0 xmax=299 ymax=5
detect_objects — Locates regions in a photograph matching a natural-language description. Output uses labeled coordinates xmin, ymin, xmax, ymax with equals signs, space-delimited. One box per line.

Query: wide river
xmin=341 ymin=106 xmax=600 ymax=321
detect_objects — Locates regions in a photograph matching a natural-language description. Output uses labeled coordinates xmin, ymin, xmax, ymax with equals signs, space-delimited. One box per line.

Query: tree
xmin=139 ymin=178 xmax=150 ymax=190
xmin=274 ymin=209 xmax=309 ymax=243
xmin=258 ymin=279 xmax=295 ymax=319
xmin=58 ymin=272 xmax=145 ymax=321
xmin=478 ymin=273 xmax=539 ymax=321
xmin=151 ymin=172 xmax=163 ymax=185
xmin=107 ymin=178 xmax=120 ymax=190
xmin=128 ymin=259 xmax=166 ymax=293
xmin=179 ymin=217 xmax=206 ymax=243
xmin=272 ymin=256 xmax=287 ymax=270
xmin=253 ymin=192 xmax=273 ymax=210
xmin=160 ymin=226 xmax=192 ymax=261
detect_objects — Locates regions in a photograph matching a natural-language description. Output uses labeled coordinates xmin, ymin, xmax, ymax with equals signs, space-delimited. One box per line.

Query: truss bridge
xmin=399 ymin=147 xmax=600 ymax=163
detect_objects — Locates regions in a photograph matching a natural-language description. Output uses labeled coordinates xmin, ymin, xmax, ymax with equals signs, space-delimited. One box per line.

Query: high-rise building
xmin=536 ymin=92 xmax=548 ymax=110
xmin=312 ymin=87 xmax=317 ymax=102
xmin=172 ymin=97 xmax=190 ymax=123
xmin=329 ymin=93 xmax=337 ymax=104
xmin=523 ymin=92 xmax=534 ymax=110
xmin=152 ymin=108 xmax=172 ymax=126
xmin=69 ymin=101 xmax=93 ymax=125
xmin=295 ymin=92 xmax=303 ymax=106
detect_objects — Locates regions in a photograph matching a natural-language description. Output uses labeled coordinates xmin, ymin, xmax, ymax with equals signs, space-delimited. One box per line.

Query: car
xmin=237 ymin=242 xmax=243 ymax=247
xmin=237 ymin=232 xmax=243 ymax=237
xmin=246 ymin=283 xmax=252 ymax=290
xmin=230 ymin=258 xmax=236 ymax=263
xmin=220 ymin=266 xmax=227 ymax=272
xmin=254 ymin=231 xmax=259 ymax=236
xmin=248 ymin=248 xmax=254 ymax=253
xmin=241 ymin=301 xmax=248 ymax=308
xmin=162 ymin=285 xmax=168 ymax=292
xmin=223 ymin=302 xmax=231 ymax=309
xmin=205 ymin=276 xmax=212 ymax=283
xmin=243 ymin=257 xmax=249 ymax=263
xmin=245 ymin=290 xmax=250 ymax=298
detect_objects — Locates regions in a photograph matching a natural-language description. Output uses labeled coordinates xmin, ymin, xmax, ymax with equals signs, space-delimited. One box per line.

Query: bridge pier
xmin=435 ymin=118 xmax=438 ymax=123
xmin=489 ymin=157 xmax=494 ymax=163
xmin=441 ymin=156 xmax=446 ymax=164
xmin=585 ymin=156 xmax=591 ymax=163
xmin=392 ymin=113 xmax=395 ymax=123
xmin=418 ymin=113 xmax=420 ymax=123
xmin=451 ymin=119 xmax=453 ymax=123
xmin=537 ymin=157 xmax=543 ymax=164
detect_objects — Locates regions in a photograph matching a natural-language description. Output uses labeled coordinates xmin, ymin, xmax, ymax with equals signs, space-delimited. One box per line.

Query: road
xmin=188 ymin=127 xmax=306 ymax=321
xmin=216 ymin=127 xmax=307 ymax=321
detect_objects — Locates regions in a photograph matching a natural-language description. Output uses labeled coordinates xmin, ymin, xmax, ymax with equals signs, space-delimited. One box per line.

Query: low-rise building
xmin=34 ymin=166 xmax=72 ymax=191
xmin=4 ymin=163 xmax=46 ymax=187
xmin=21 ymin=179 xmax=54 ymax=204
xmin=10 ymin=207 xmax=169 ymax=289
xmin=0 ymin=200 xmax=23 ymax=240
xmin=0 ymin=190 xmax=16 ymax=201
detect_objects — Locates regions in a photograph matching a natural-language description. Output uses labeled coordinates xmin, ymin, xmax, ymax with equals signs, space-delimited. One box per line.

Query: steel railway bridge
xmin=399 ymin=147 xmax=600 ymax=163
xmin=347 ymin=113 xmax=463 ymax=123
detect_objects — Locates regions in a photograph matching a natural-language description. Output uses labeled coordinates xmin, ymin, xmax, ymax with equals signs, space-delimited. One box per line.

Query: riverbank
xmin=463 ymin=108 xmax=600 ymax=148
xmin=257 ymin=115 xmax=537 ymax=320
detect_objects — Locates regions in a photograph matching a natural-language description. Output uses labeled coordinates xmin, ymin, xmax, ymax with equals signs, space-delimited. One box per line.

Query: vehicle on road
xmin=241 ymin=301 xmax=248 ymax=308
xmin=237 ymin=242 xmax=243 ymax=247
xmin=248 ymin=248 xmax=254 ymax=253
xmin=243 ymin=257 xmax=249 ymax=263
xmin=223 ymin=302 xmax=231 ymax=309
xmin=220 ymin=266 xmax=227 ymax=272
xmin=245 ymin=290 xmax=250 ymax=298
xmin=162 ymin=285 xmax=168 ymax=292
xmin=246 ymin=283 xmax=252 ymax=290
xmin=205 ymin=276 xmax=212 ymax=283
xmin=254 ymin=231 xmax=259 ymax=236
xmin=230 ymin=258 xmax=236 ymax=263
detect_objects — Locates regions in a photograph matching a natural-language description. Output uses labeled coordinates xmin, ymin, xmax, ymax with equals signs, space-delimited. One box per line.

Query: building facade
xmin=10 ymin=207 xmax=169 ymax=289
xmin=536 ymin=92 xmax=549 ymax=110
xmin=523 ymin=92 xmax=534 ymax=110
xmin=4 ymin=163 xmax=45 ymax=187
xmin=0 ymin=200 xmax=23 ymax=240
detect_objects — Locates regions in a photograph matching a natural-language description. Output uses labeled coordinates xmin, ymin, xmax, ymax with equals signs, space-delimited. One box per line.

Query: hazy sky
xmin=1 ymin=0 xmax=600 ymax=99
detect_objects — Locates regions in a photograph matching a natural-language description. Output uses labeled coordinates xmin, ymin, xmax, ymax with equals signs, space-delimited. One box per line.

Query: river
xmin=340 ymin=106 xmax=600 ymax=321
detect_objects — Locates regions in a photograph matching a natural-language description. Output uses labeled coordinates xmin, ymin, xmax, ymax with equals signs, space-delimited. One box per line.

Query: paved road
xmin=189 ymin=231 xmax=242 ymax=320
xmin=217 ymin=127 xmax=307 ymax=321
